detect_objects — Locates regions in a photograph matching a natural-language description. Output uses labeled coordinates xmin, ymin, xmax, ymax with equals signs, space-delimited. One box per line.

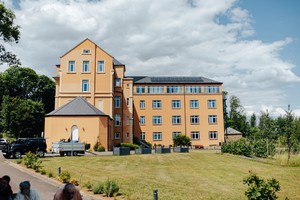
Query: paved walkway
xmin=0 ymin=152 xmax=103 ymax=200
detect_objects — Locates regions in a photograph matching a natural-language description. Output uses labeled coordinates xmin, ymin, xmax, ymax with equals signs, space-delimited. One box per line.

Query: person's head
xmin=2 ymin=175 xmax=10 ymax=184
xmin=0 ymin=178 xmax=8 ymax=190
xmin=63 ymin=183 xmax=77 ymax=200
xmin=19 ymin=181 xmax=31 ymax=196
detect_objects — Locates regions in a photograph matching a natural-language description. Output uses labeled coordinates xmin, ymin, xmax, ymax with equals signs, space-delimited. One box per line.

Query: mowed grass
xmin=41 ymin=150 xmax=300 ymax=200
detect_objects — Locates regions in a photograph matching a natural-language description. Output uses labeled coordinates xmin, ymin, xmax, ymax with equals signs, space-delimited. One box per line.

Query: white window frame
xmin=208 ymin=100 xmax=217 ymax=108
xmin=115 ymin=78 xmax=121 ymax=87
xmin=115 ymin=96 xmax=121 ymax=108
xmin=68 ymin=61 xmax=75 ymax=72
xmin=152 ymin=100 xmax=162 ymax=109
xmin=190 ymin=115 xmax=199 ymax=124
xmin=186 ymin=86 xmax=201 ymax=93
xmin=136 ymin=86 xmax=146 ymax=94
xmin=191 ymin=131 xmax=200 ymax=140
xmin=140 ymin=100 xmax=145 ymax=109
xmin=115 ymin=114 xmax=121 ymax=126
xmin=82 ymin=61 xmax=90 ymax=72
xmin=140 ymin=116 xmax=145 ymax=125
xmin=172 ymin=132 xmax=182 ymax=139
xmin=148 ymin=86 xmax=164 ymax=94
xmin=208 ymin=115 xmax=217 ymax=124
xmin=140 ymin=132 xmax=145 ymax=140
xmin=153 ymin=132 xmax=162 ymax=141
xmin=172 ymin=116 xmax=181 ymax=124
xmin=172 ymin=100 xmax=181 ymax=109
xmin=209 ymin=131 xmax=218 ymax=140
xmin=190 ymin=100 xmax=199 ymax=108
xmin=97 ymin=61 xmax=105 ymax=72
xmin=153 ymin=116 xmax=162 ymax=125
xmin=204 ymin=86 xmax=220 ymax=93
xmin=114 ymin=132 xmax=120 ymax=139
xmin=82 ymin=80 xmax=89 ymax=92
xmin=167 ymin=86 xmax=183 ymax=94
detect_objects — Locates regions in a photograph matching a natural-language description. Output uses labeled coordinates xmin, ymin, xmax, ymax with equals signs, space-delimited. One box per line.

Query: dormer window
xmin=82 ymin=49 xmax=91 ymax=54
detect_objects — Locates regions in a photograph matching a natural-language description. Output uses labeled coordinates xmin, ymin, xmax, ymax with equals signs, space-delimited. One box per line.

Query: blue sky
xmin=2 ymin=0 xmax=300 ymax=117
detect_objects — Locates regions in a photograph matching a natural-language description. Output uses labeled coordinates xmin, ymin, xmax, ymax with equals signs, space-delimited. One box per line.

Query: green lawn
xmin=40 ymin=150 xmax=300 ymax=200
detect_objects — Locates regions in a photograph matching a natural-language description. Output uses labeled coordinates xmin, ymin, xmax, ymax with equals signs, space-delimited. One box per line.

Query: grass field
xmin=40 ymin=150 xmax=300 ymax=200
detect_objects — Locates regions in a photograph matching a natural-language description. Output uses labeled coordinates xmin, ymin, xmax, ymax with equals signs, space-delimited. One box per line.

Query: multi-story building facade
xmin=44 ymin=39 xmax=224 ymax=150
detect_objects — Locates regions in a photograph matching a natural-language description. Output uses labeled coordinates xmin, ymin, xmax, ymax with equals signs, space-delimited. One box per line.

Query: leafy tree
xmin=0 ymin=96 xmax=44 ymax=138
xmin=243 ymin=171 xmax=280 ymax=200
xmin=250 ymin=113 xmax=257 ymax=128
xmin=173 ymin=134 xmax=191 ymax=146
xmin=0 ymin=3 xmax=21 ymax=65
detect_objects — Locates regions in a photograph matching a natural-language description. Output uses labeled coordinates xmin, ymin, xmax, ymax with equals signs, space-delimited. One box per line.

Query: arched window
xmin=71 ymin=125 xmax=79 ymax=141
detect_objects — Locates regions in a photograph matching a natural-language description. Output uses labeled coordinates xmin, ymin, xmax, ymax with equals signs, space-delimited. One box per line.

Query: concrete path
xmin=0 ymin=152 xmax=103 ymax=200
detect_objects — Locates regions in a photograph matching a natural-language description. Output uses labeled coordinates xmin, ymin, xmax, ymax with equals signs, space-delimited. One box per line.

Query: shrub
xmin=102 ymin=179 xmax=119 ymax=197
xmin=120 ymin=143 xmax=139 ymax=150
xmin=85 ymin=143 xmax=91 ymax=150
xmin=40 ymin=169 xmax=46 ymax=175
xmin=251 ymin=139 xmax=275 ymax=158
xmin=22 ymin=152 xmax=42 ymax=171
xmin=243 ymin=171 xmax=280 ymax=200
xmin=60 ymin=171 xmax=71 ymax=183
xmin=97 ymin=145 xmax=105 ymax=152
xmin=173 ymin=134 xmax=191 ymax=147
xmin=221 ymin=139 xmax=251 ymax=157
xmin=16 ymin=159 xmax=22 ymax=164
xmin=70 ymin=178 xmax=79 ymax=186
xmin=48 ymin=171 xmax=53 ymax=178
xmin=92 ymin=182 xmax=103 ymax=194
xmin=83 ymin=181 xmax=93 ymax=191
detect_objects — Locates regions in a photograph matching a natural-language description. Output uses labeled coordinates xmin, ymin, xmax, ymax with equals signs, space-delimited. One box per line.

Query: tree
xmin=173 ymin=134 xmax=191 ymax=146
xmin=0 ymin=96 xmax=44 ymax=138
xmin=0 ymin=3 xmax=21 ymax=65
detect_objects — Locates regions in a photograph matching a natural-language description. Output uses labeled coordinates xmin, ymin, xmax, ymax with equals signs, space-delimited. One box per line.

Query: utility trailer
xmin=52 ymin=141 xmax=85 ymax=156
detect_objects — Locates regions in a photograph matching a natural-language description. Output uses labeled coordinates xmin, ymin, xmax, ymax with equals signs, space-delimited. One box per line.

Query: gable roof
xmin=128 ymin=76 xmax=222 ymax=84
xmin=225 ymin=127 xmax=242 ymax=135
xmin=46 ymin=96 xmax=107 ymax=116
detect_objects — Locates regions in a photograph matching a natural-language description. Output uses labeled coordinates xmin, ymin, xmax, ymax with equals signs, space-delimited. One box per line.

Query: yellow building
xmin=44 ymin=39 xmax=224 ymax=151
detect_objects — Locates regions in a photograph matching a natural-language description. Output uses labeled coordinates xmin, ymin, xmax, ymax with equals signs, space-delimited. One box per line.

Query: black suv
xmin=2 ymin=138 xmax=47 ymax=159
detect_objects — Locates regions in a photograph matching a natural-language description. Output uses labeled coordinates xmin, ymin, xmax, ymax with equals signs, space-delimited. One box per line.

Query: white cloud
xmin=2 ymin=0 xmax=300 ymax=117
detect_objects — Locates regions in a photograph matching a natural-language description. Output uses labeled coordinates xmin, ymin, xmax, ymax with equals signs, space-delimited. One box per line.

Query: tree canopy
xmin=0 ymin=3 xmax=21 ymax=65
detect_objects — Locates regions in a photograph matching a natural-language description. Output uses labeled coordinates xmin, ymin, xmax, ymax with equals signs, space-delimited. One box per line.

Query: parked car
xmin=1 ymin=138 xmax=47 ymax=159
xmin=0 ymin=138 xmax=8 ymax=145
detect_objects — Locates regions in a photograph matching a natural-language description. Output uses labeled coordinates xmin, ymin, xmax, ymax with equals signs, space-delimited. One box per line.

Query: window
xmin=153 ymin=116 xmax=162 ymax=125
xmin=148 ymin=86 xmax=164 ymax=94
xmin=115 ymin=114 xmax=121 ymax=126
xmin=190 ymin=115 xmax=199 ymax=124
xmin=140 ymin=116 xmax=145 ymax=125
xmin=204 ymin=86 xmax=220 ymax=93
xmin=208 ymin=100 xmax=216 ymax=108
xmin=136 ymin=86 xmax=146 ymax=94
xmin=126 ymin=116 xmax=130 ymax=125
xmin=209 ymin=131 xmax=218 ymax=139
xmin=186 ymin=86 xmax=201 ymax=93
xmin=172 ymin=132 xmax=182 ymax=139
xmin=115 ymin=78 xmax=121 ymax=87
xmin=208 ymin=115 xmax=217 ymax=124
xmin=126 ymin=132 xmax=129 ymax=138
xmin=172 ymin=116 xmax=181 ymax=124
xmin=140 ymin=132 xmax=145 ymax=140
xmin=126 ymin=98 xmax=130 ymax=106
xmin=68 ymin=61 xmax=75 ymax=72
xmin=140 ymin=100 xmax=145 ymax=109
xmin=83 ymin=49 xmax=91 ymax=54
xmin=191 ymin=132 xmax=200 ymax=140
xmin=82 ymin=61 xmax=90 ymax=72
xmin=172 ymin=100 xmax=181 ymax=108
xmin=114 ymin=132 xmax=120 ymax=139
xmin=115 ymin=96 xmax=121 ymax=108
xmin=152 ymin=100 xmax=162 ymax=109
xmin=97 ymin=61 xmax=105 ymax=72
xmin=153 ymin=132 xmax=162 ymax=141
xmin=190 ymin=100 xmax=199 ymax=108
xmin=167 ymin=86 xmax=183 ymax=93
xmin=82 ymin=80 xmax=89 ymax=92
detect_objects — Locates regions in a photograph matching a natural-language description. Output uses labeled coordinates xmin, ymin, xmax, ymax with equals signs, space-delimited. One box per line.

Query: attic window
xmin=83 ymin=49 xmax=91 ymax=54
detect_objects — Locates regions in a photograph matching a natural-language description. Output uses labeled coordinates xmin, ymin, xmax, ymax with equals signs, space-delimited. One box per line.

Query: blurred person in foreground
xmin=0 ymin=176 xmax=13 ymax=200
xmin=14 ymin=181 xmax=40 ymax=200
xmin=53 ymin=183 xmax=82 ymax=200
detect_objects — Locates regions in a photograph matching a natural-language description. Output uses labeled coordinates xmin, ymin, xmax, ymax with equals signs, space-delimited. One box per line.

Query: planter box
xmin=174 ymin=146 xmax=189 ymax=153
xmin=135 ymin=148 xmax=152 ymax=154
xmin=113 ymin=147 xmax=130 ymax=156
xmin=155 ymin=147 xmax=171 ymax=154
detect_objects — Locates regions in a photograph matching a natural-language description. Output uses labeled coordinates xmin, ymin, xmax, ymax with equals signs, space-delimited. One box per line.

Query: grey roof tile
xmin=46 ymin=96 xmax=107 ymax=116
xmin=128 ymin=76 xmax=222 ymax=84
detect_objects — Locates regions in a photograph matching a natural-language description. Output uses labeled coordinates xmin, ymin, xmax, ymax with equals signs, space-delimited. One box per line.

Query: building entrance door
xmin=71 ymin=125 xmax=79 ymax=141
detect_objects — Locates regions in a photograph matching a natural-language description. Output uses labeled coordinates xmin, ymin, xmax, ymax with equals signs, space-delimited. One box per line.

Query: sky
xmin=1 ymin=0 xmax=300 ymax=117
